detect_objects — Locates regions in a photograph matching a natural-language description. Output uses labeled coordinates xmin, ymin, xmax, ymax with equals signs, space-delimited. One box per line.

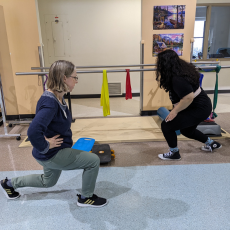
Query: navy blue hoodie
xmin=28 ymin=91 xmax=73 ymax=161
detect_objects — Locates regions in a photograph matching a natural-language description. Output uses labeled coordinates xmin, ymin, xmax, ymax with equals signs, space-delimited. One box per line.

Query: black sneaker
xmin=158 ymin=150 xmax=181 ymax=160
xmin=77 ymin=194 xmax=108 ymax=208
xmin=0 ymin=177 xmax=20 ymax=199
xmin=201 ymin=141 xmax=222 ymax=152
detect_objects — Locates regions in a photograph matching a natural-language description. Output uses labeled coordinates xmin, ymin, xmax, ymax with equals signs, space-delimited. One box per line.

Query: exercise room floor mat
xmin=19 ymin=116 xmax=230 ymax=148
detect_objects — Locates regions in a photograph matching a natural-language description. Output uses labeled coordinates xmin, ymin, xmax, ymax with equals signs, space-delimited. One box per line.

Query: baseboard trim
xmin=6 ymin=114 xmax=35 ymax=121
xmin=64 ymin=93 xmax=140 ymax=99
xmin=204 ymin=89 xmax=230 ymax=94
xmin=140 ymin=110 xmax=158 ymax=116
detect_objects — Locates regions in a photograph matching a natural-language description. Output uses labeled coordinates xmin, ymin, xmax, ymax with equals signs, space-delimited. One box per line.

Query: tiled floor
xmin=1 ymin=164 xmax=230 ymax=230
xmin=1 ymin=94 xmax=230 ymax=230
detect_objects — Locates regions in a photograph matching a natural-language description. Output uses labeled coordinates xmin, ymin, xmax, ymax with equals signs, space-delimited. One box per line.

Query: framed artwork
xmin=153 ymin=33 xmax=184 ymax=56
xmin=153 ymin=5 xmax=185 ymax=30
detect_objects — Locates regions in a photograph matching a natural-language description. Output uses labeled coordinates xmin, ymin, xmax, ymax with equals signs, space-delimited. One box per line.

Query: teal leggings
xmin=11 ymin=148 xmax=100 ymax=197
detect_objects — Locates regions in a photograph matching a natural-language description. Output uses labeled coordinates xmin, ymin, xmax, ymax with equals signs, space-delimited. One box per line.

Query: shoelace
xmin=164 ymin=151 xmax=174 ymax=157
xmin=204 ymin=144 xmax=212 ymax=152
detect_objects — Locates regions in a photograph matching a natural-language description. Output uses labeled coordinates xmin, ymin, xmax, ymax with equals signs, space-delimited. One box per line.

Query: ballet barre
xmin=17 ymin=65 xmax=230 ymax=76
xmin=30 ymin=61 xmax=220 ymax=70
xmin=14 ymin=64 xmax=230 ymax=124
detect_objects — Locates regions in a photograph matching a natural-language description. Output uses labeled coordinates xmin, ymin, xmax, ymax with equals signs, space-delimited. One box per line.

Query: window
xmin=193 ymin=4 xmax=230 ymax=60
xmin=207 ymin=6 xmax=230 ymax=59
xmin=193 ymin=6 xmax=206 ymax=59
xmin=193 ymin=21 xmax=205 ymax=59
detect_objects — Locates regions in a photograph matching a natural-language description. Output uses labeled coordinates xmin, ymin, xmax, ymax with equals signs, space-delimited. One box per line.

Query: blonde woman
xmin=1 ymin=60 xmax=108 ymax=208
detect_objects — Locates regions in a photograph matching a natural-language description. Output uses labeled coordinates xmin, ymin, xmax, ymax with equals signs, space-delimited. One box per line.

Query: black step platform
xmin=92 ymin=144 xmax=112 ymax=164
xmin=197 ymin=121 xmax=222 ymax=137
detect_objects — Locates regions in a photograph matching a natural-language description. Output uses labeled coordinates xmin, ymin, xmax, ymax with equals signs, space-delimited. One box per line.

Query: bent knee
xmin=82 ymin=151 xmax=100 ymax=167
xmin=91 ymin=153 xmax=100 ymax=166
xmin=43 ymin=180 xmax=58 ymax=188
xmin=41 ymin=175 xmax=59 ymax=188
xmin=161 ymin=120 xmax=169 ymax=131
xmin=161 ymin=120 xmax=166 ymax=129
xmin=180 ymin=129 xmax=189 ymax=136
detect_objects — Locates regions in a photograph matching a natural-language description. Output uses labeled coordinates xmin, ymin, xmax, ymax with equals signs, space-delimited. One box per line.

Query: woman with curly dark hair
xmin=156 ymin=50 xmax=221 ymax=160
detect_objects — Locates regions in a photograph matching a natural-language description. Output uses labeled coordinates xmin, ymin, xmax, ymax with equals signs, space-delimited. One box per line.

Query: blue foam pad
xmin=157 ymin=107 xmax=181 ymax=135
xmin=72 ymin=137 xmax=95 ymax=151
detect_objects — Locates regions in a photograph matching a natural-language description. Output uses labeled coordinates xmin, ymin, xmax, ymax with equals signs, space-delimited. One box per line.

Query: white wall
xmin=37 ymin=0 xmax=230 ymax=94
xmin=37 ymin=0 xmax=141 ymax=95
xmin=202 ymin=61 xmax=230 ymax=90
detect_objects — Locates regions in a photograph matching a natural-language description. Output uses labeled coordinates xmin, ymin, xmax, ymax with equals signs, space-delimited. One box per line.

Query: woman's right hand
xmin=45 ymin=135 xmax=63 ymax=149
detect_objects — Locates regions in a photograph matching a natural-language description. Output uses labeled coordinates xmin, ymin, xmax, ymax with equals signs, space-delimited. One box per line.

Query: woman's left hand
xmin=165 ymin=109 xmax=178 ymax=122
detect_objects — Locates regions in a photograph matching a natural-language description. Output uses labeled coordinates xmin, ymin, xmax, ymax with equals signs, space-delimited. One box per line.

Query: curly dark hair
xmin=156 ymin=50 xmax=200 ymax=92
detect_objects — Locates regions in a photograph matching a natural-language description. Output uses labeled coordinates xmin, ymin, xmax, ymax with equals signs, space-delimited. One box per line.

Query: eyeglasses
xmin=70 ymin=76 xmax=78 ymax=81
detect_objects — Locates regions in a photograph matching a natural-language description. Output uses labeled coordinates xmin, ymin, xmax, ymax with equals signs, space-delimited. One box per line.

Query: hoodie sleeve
xmin=27 ymin=101 xmax=57 ymax=154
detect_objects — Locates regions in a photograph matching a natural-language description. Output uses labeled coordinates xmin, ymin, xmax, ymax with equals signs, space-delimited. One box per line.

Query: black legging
xmin=161 ymin=105 xmax=211 ymax=148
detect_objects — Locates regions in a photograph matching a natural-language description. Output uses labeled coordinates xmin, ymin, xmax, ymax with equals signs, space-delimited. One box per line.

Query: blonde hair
xmin=47 ymin=60 xmax=75 ymax=93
